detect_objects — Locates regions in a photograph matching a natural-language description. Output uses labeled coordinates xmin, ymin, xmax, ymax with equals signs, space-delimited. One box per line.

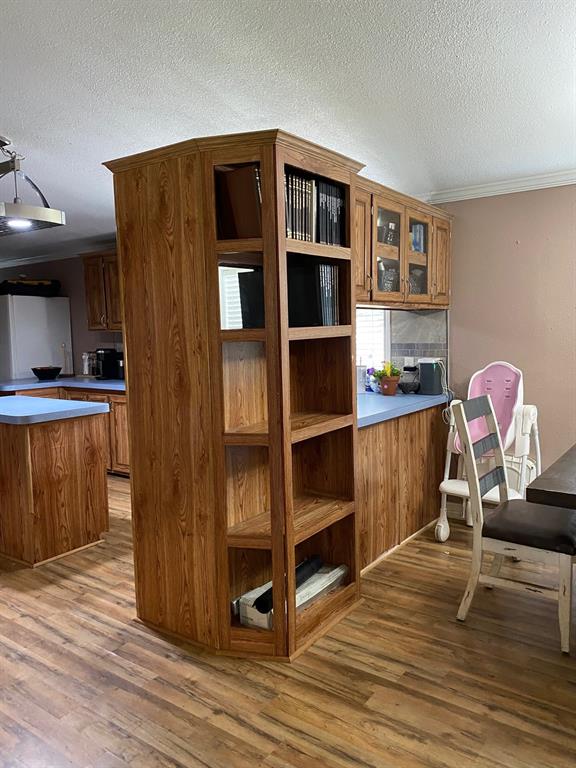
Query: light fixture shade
xmin=0 ymin=201 xmax=66 ymax=236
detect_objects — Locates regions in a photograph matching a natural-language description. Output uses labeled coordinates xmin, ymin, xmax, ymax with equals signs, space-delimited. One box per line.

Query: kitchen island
xmin=0 ymin=396 xmax=110 ymax=566
xmin=357 ymin=392 xmax=448 ymax=570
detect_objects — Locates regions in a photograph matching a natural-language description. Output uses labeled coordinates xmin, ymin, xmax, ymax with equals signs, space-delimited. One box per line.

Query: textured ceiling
xmin=1 ymin=0 xmax=575 ymax=263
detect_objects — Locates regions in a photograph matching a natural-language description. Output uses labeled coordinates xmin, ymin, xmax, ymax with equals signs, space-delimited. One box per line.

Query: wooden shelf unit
xmin=106 ymin=129 xmax=362 ymax=660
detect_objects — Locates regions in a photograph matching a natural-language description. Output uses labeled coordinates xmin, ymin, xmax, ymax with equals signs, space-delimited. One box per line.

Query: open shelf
xmin=291 ymin=411 xmax=353 ymax=443
xmin=221 ymin=328 xmax=266 ymax=342
xmin=225 ymin=445 xmax=270 ymax=546
xmin=227 ymin=492 xmax=354 ymax=549
xmin=216 ymin=238 xmax=263 ymax=254
xmin=215 ymin=163 xmax=262 ymax=240
xmin=286 ymin=239 xmax=351 ymax=261
xmin=224 ymin=411 xmax=353 ymax=446
xmin=222 ymin=341 xmax=267 ymax=435
xmin=288 ymin=325 xmax=351 ymax=341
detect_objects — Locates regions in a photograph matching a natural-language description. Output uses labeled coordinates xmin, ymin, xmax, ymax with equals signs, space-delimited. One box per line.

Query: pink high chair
xmin=436 ymin=361 xmax=541 ymax=542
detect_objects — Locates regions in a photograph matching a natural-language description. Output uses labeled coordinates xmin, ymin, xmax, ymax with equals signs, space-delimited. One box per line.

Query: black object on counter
xmin=32 ymin=366 xmax=62 ymax=381
xmin=253 ymin=555 xmax=323 ymax=614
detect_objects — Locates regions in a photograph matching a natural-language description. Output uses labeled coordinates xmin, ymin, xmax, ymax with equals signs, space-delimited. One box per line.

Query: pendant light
xmin=0 ymin=137 xmax=66 ymax=236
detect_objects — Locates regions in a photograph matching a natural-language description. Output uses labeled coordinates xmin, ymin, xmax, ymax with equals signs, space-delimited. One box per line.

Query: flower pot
xmin=378 ymin=376 xmax=400 ymax=396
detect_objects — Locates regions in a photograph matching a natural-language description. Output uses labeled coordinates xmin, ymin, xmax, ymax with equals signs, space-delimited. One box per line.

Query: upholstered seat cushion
xmin=483 ymin=500 xmax=576 ymax=555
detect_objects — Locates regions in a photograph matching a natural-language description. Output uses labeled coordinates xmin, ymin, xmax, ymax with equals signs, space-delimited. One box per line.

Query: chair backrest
xmin=452 ymin=395 xmax=510 ymax=533
xmin=454 ymin=361 xmax=523 ymax=454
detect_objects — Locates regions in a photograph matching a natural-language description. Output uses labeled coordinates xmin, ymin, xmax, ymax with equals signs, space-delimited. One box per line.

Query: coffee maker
xmin=96 ymin=349 xmax=123 ymax=379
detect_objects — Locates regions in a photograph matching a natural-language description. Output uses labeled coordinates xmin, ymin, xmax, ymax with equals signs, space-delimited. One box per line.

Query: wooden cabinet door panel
xmin=353 ymin=189 xmax=372 ymax=302
xmin=84 ymin=393 xmax=112 ymax=471
xmin=103 ymin=255 xmax=123 ymax=330
xmin=110 ymin=395 xmax=130 ymax=474
xmin=404 ymin=209 xmax=433 ymax=304
xmin=432 ymin=218 xmax=451 ymax=305
xmin=84 ymin=256 xmax=107 ymax=330
xmin=371 ymin=196 xmax=406 ymax=303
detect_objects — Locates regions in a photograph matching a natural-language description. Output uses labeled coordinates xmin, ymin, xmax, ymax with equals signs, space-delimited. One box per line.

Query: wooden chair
xmin=453 ymin=395 xmax=576 ymax=653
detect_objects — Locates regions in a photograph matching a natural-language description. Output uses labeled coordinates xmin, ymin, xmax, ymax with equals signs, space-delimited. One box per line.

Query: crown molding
xmin=426 ymin=169 xmax=576 ymax=204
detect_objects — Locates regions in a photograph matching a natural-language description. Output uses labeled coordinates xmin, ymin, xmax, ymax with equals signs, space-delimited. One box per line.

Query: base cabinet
xmin=357 ymin=405 xmax=446 ymax=570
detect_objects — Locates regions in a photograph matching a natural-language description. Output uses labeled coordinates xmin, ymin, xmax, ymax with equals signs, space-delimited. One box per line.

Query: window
xmin=356 ymin=308 xmax=391 ymax=370
xmin=219 ymin=266 xmax=256 ymax=330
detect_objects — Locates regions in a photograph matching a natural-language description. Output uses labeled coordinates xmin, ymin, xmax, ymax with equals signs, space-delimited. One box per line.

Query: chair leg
xmin=435 ymin=494 xmax=451 ymax=542
xmin=464 ymin=499 xmax=473 ymax=527
xmin=457 ymin=544 xmax=483 ymax=622
xmin=484 ymin=554 xmax=504 ymax=589
xmin=558 ymin=555 xmax=573 ymax=654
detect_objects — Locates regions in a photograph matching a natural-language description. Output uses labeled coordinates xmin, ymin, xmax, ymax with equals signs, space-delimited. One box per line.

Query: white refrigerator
xmin=0 ymin=295 xmax=73 ymax=379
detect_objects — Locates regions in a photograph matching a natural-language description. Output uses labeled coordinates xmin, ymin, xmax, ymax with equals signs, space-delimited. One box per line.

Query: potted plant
xmin=373 ymin=361 xmax=401 ymax=396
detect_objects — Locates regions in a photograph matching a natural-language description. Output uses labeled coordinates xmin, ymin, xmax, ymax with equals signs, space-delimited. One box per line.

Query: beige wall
xmin=443 ymin=185 xmax=576 ymax=468
xmin=0 ymin=257 xmax=121 ymax=374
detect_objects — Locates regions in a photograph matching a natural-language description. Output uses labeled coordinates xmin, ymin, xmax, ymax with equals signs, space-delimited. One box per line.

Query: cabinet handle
xmin=101 ymin=313 xmax=106 ymax=325
xmin=366 ymin=273 xmax=373 ymax=290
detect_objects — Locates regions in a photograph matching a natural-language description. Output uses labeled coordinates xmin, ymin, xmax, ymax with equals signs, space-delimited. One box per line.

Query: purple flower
xmin=367 ymin=367 xmax=375 ymax=375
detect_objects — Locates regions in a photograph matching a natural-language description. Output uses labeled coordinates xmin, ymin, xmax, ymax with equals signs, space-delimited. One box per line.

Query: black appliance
xmin=96 ymin=348 xmax=122 ymax=380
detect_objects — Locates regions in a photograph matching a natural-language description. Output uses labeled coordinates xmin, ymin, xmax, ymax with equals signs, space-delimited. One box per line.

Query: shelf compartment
xmin=296 ymin=581 xmax=358 ymax=649
xmin=227 ymin=492 xmax=354 ymax=549
xmin=223 ymin=422 xmax=269 ymax=446
xmin=219 ymin=265 xmax=264 ymax=331
xmin=225 ymin=445 xmax=270 ymax=545
xmin=229 ymin=547 xmax=273 ymax=630
xmin=215 ymin=163 xmax=262 ymax=241
xmin=222 ymin=341 xmax=267 ymax=434
xmin=286 ymin=239 xmax=351 ymax=261
xmin=291 ymin=412 xmax=353 ymax=443
xmin=292 ymin=427 xmax=354 ymax=501
xmin=288 ymin=325 xmax=351 ymax=341
xmin=289 ymin=336 xmax=353 ymax=426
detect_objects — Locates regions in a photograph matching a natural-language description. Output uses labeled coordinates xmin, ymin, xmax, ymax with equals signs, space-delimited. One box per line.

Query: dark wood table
xmin=526 ymin=444 xmax=576 ymax=509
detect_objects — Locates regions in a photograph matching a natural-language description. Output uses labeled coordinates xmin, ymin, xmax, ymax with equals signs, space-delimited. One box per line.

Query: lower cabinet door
xmin=84 ymin=393 xmax=112 ymax=471
xmin=110 ymin=395 xmax=130 ymax=474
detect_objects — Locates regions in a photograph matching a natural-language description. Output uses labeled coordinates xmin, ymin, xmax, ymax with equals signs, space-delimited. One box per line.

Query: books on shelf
xmin=234 ymin=562 xmax=349 ymax=630
xmin=216 ymin=164 xmax=262 ymax=239
xmin=285 ymin=170 xmax=345 ymax=246
xmin=287 ymin=258 xmax=340 ymax=326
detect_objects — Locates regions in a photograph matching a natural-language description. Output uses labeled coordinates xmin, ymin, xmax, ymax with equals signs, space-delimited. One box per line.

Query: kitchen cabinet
xmin=109 ymin=395 xmax=130 ymax=474
xmin=13 ymin=387 xmax=62 ymax=398
xmin=83 ymin=250 xmax=122 ymax=331
xmin=353 ymin=188 xmax=372 ymax=302
xmin=63 ymin=388 xmax=129 ymax=475
xmin=354 ymin=183 xmax=451 ymax=308
xmin=357 ymin=405 xmax=447 ymax=569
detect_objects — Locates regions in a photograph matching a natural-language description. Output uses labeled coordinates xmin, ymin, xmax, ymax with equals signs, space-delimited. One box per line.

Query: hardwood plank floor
xmin=0 ymin=476 xmax=574 ymax=767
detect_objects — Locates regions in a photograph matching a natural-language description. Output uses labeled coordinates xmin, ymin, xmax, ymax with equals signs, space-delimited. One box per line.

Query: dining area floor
xmin=0 ymin=476 xmax=574 ymax=768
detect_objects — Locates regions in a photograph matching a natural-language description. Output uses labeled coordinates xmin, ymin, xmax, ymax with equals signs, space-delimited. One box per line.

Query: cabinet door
xmin=353 ymin=189 xmax=372 ymax=302
xmin=371 ymin=197 xmax=405 ymax=303
xmin=432 ymin=218 xmax=451 ymax=306
xmin=84 ymin=393 xmax=112 ymax=471
xmin=404 ymin=209 xmax=433 ymax=304
xmin=110 ymin=395 xmax=130 ymax=474
xmin=103 ymin=254 xmax=123 ymax=330
xmin=84 ymin=256 xmax=108 ymax=330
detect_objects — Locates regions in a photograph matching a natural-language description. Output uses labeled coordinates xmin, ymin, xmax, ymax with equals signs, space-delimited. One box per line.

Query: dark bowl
xmin=398 ymin=381 xmax=420 ymax=394
xmin=31 ymin=366 xmax=62 ymax=381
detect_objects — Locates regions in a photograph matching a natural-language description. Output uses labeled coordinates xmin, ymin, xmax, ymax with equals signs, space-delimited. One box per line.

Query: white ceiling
xmin=1 ymin=0 xmax=575 ymax=264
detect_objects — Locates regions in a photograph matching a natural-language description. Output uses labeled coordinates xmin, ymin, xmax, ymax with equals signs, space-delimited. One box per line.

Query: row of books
xmin=285 ymin=171 xmax=346 ymax=246
xmin=287 ymin=260 xmax=340 ymax=327
xmin=237 ymin=260 xmax=341 ymax=328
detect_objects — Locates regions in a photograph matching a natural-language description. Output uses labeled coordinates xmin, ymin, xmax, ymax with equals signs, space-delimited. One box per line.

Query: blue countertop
xmin=357 ymin=392 xmax=447 ymax=428
xmin=0 ymin=395 xmax=110 ymax=425
xmin=0 ymin=377 xmax=126 ymax=393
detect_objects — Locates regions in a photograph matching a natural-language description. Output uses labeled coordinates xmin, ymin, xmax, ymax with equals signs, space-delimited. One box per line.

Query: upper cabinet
xmin=83 ymin=250 xmax=123 ymax=331
xmin=354 ymin=185 xmax=451 ymax=308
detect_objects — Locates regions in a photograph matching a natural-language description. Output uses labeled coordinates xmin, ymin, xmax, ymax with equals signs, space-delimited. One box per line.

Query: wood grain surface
xmin=0 ymin=476 xmax=574 ymax=767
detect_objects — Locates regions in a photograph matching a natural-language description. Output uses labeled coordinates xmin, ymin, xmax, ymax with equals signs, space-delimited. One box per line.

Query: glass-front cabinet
xmin=371 ymin=197 xmax=405 ymax=302
xmin=405 ymin=209 xmax=433 ymax=303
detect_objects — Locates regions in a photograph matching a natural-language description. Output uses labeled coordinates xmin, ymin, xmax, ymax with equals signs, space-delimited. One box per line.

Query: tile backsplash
xmin=390 ymin=309 xmax=448 ymax=369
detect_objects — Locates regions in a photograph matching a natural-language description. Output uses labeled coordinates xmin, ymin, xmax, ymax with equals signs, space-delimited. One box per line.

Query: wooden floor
xmin=0 ymin=477 xmax=575 ymax=768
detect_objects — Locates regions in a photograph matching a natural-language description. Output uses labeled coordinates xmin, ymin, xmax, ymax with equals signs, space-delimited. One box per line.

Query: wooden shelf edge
xmin=216 ymin=238 xmax=263 ymax=253
xmin=291 ymin=413 xmax=354 ymax=443
xmin=220 ymin=329 xmax=266 ymax=342
xmin=293 ymin=497 xmax=355 ymax=545
xmin=295 ymin=582 xmax=360 ymax=649
xmin=285 ymin=239 xmax=351 ymax=261
xmin=288 ymin=325 xmax=352 ymax=341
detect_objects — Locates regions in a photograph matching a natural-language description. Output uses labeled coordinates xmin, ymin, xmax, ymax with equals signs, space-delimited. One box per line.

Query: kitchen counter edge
xmin=357 ymin=392 xmax=447 ymax=428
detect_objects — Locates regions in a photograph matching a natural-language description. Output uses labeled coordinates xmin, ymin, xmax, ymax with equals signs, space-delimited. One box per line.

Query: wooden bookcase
xmin=105 ymin=130 xmax=363 ymax=659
